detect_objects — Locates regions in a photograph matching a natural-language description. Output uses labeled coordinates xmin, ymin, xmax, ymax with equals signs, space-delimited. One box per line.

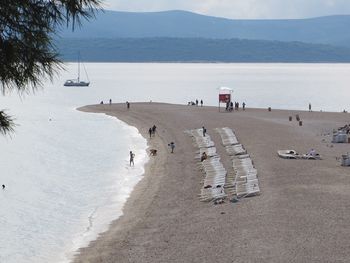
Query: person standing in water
xmin=129 ymin=151 xmax=135 ymax=166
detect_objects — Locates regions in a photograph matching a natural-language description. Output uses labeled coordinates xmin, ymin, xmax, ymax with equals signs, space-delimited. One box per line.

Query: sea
xmin=0 ymin=63 xmax=349 ymax=263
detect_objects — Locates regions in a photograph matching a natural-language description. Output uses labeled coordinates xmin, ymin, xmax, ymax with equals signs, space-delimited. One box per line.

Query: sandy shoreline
xmin=75 ymin=102 xmax=350 ymax=263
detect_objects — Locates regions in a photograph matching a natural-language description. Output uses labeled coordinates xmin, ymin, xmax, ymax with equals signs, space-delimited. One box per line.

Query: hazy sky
xmin=102 ymin=0 xmax=350 ymax=19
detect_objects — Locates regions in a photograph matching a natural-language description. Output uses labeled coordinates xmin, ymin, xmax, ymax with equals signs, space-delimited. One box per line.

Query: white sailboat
xmin=64 ymin=54 xmax=90 ymax=87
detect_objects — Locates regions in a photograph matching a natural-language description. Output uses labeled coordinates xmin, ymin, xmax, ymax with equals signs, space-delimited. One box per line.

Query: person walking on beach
xmin=109 ymin=99 xmax=112 ymax=105
xmin=242 ymin=102 xmax=246 ymax=111
xmin=309 ymin=103 xmax=312 ymax=112
xmin=148 ymin=127 xmax=152 ymax=138
xmin=126 ymin=101 xmax=130 ymax=109
xmin=201 ymin=152 xmax=208 ymax=162
xmin=169 ymin=142 xmax=175 ymax=153
xmin=152 ymin=125 xmax=157 ymax=136
xmin=129 ymin=151 xmax=135 ymax=166
xmin=202 ymin=126 xmax=207 ymax=137
xmin=200 ymin=100 xmax=203 ymax=107
xmin=196 ymin=99 xmax=198 ymax=106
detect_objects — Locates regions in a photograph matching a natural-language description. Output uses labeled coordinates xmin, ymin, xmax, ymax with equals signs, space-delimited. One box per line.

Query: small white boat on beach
xmin=277 ymin=150 xmax=300 ymax=159
xmin=277 ymin=150 xmax=322 ymax=160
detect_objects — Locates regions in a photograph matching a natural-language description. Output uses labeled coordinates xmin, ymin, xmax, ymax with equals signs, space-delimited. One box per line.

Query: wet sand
xmin=74 ymin=103 xmax=350 ymax=263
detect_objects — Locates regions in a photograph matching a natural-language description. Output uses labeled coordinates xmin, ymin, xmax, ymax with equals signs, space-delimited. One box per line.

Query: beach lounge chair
xmin=236 ymin=179 xmax=260 ymax=197
xmin=301 ymin=153 xmax=322 ymax=160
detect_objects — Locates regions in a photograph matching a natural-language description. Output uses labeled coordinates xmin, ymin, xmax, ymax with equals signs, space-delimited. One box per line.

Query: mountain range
xmin=56 ymin=10 xmax=350 ymax=62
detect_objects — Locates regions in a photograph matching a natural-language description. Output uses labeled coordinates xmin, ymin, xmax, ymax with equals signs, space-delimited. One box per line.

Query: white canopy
xmin=218 ymin=87 xmax=233 ymax=93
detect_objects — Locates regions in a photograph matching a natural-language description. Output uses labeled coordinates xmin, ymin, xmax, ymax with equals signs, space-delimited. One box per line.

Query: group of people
xmin=99 ymin=99 xmax=113 ymax=105
xmin=188 ymin=99 xmax=204 ymax=107
xmin=225 ymin=101 xmax=246 ymax=111
xmin=338 ymin=124 xmax=350 ymax=134
xmin=148 ymin=125 xmax=157 ymax=138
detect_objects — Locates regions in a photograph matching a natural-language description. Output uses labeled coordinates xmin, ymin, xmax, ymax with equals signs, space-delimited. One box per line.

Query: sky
xmin=102 ymin=0 xmax=350 ymax=19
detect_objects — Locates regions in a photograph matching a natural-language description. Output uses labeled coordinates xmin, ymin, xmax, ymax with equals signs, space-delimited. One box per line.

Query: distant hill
xmin=56 ymin=10 xmax=350 ymax=62
xmin=57 ymin=38 xmax=350 ymax=62
xmin=58 ymin=10 xmax=350 ymax=48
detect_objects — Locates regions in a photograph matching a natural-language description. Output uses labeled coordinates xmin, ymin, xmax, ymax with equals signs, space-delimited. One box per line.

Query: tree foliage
xmin=0 ymin=0 xmax=101 ymax=134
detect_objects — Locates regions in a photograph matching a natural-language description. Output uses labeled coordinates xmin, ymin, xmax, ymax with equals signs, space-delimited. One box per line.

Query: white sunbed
xmin=236 ymin=179 xmax=260 ymax=197
xmin=301 ymin=153 xmax=322 ymax=160
xmin=197 ymin=147 xmax=217 ymax=157
xmin=200 ymin=187 xmax=227 ymax=201
xmin=225 ymin=144 xmax=247 ymax=156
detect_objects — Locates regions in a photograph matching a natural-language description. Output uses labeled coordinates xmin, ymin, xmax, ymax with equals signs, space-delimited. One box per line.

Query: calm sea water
xmin=0 ymin=63 xmax=349 ymax=263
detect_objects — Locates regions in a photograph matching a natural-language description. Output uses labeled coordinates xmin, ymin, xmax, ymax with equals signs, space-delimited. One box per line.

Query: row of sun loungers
xmin=185 ymin=129 xmax=227 ymax=202
xmin=216 ymin=127 xmax=260 ymax=199
xmin=216 ymin=127 xmax=239 ymax=146
xmin=232 ymin=157 xmax=260 ymax=197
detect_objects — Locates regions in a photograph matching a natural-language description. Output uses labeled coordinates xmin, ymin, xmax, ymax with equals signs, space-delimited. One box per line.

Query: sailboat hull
xmin=64 ymin=53 xmax=90 ymax=86
xmin=64 ymin=80 xmax=90 ymax=87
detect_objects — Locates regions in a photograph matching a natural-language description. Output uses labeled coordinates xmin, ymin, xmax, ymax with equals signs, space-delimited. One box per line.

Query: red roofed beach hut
xmin=218 ymin=87 xmax=233 ymax=112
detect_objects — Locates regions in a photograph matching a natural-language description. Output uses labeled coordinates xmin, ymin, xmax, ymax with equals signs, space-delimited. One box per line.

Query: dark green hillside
xmin=57 ymin=38 xmax=350 ymax=63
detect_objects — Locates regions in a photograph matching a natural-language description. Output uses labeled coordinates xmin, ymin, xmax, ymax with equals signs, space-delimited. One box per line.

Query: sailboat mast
xmin=78 ymin=53 xmax=80 ymax=82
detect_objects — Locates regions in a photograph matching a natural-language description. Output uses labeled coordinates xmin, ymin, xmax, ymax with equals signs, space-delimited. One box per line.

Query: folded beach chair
xmin=225 ymin=144 xmax=247 ymax=156
xmin=200 ymin=187 xmax=227 ymax=202
xmin=236 ymin=179 xmax=260 ymax=197
xmin=196 ymin=147 xmax=217 ymax=159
